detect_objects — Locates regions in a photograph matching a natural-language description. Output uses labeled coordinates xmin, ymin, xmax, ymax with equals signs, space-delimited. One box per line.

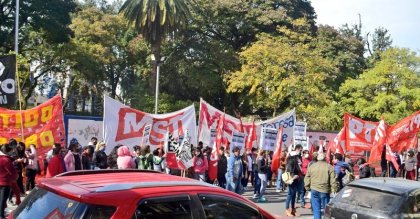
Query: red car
xmin=10 ymin=169 xmax=279 ymax=219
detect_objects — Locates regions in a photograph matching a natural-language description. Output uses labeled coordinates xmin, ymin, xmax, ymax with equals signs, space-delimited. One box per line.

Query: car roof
xmin=348 ymin=177 xmax=420 ymax=195
xmin=38 ymin=169 xmax=219 ymax=197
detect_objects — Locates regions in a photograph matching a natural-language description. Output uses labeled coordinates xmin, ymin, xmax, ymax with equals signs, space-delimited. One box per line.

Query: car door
xmin=130 ymin=195 xmax=201 ymax=219
xmin=195 ymin=193 xmax=266 ymax=219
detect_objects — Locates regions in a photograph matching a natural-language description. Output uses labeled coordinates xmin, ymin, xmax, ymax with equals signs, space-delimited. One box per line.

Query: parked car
xmin=325 ymin=177 xmax=420 ymax=219
xmin=9 ymin=169 xmax=279 ymax=219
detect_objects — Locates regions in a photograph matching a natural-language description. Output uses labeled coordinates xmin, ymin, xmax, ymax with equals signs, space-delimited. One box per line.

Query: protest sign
xmin=259 ymin=127 xmax=278 ymax=151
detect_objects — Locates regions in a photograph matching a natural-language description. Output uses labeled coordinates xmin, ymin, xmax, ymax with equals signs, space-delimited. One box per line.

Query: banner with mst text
xmin=103 ymin=96 xmax=197 ymax=154
xmin=0 ymin=94 xmax=65 ymax=153
xmin=198 ymin=99 xmax=295 ymax=150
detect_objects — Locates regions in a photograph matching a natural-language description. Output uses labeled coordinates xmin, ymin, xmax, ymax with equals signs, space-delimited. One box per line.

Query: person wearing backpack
xmin=333 ymin=153 xmax=351 ymax=190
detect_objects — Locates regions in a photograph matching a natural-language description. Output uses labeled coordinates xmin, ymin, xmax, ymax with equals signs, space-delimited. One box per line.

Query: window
xmin=198 ymin=194 xmax=261 ymax=219
xmin=13 ymin=187 xmax=116 ymax=219
xmin=333 ymin=186 xmax=401 ymax=213
xmin=132 ymin=196 xmax=192 ymax=219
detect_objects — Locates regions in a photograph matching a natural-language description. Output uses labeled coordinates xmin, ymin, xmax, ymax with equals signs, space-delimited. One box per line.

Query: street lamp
xmin=151 ymin=54 xmax=166 ymax=114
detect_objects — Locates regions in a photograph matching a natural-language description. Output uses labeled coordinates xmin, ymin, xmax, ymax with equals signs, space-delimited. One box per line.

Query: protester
xmin=64 ymin=143 xmax=82 ymax=171
xmin=117 ymin=146 xmax=135 ymax=169
xmin=294 ymin=144 xmax=306 ymax=209
xmin=152 ymin=148 xmax=164 ymax=172
xmin=246 ymin=149 xmax=253 ymax=188
xmin=390 ymin=151 xmax=401 ymax=178
xmin=276 ymin=150 xmax=287 ymax=192
xmin=46 ymin=145 xmax=65 ymax=178
xmin=226 ymin=147 xmax=243 ymax=194
xmin=284 ymin=150 xmax=302 ymax=217
xmin=0 ymin=144 xmax=18 ymax=219
xmin=257 ymin=150 xmax=270 ymax=202
xmin=107 ymin=145 xmax=122 ymax=169
xmin=357 ymin=158 xmax=371 ymax=179
xmin=300 ymin=149 xmax=312 ymax=208
xmin=304 ymin=153 xmax=338 ymax=219
xmin=192 ymin=148 xmax=208 ymax=182
xmin=81 ymin=146 xmax=91 ymax=170
xmin=405 ymin=150 xmax=417 ymax=180
xmin=137 ymin=145 xmax=152 ymax=170
xmin=93 ymin=142 xmax=108 ymax=169
xmin=14 ymin=142 xmax=26 ymax=195
xmin=7 ymin=142 xmax=23 ymax=206
xmin=25 ymin=144 xmax=38 ymax=193
xmin=333 ymin=153 xmax=351 ymax=190
xmin=217 ymin=147 xmax=227 ymax=188
xmin=380 ymin=146 xmax=388 ymax=177
xmin=251 ymin=148 xmax=261 ymax=199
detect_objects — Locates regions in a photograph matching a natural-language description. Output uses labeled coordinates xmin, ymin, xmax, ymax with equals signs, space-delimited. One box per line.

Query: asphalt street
xmin=243 ymin=186 xmax=314 ymax=219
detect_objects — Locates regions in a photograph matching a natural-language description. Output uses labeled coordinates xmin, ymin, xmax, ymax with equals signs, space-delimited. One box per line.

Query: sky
xmin=311 ymin=0 xmax=420 ymax=52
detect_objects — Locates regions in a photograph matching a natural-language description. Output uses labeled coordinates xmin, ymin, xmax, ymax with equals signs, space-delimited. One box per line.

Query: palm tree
xmin=119 ymin=0 xmax=191 ymax=94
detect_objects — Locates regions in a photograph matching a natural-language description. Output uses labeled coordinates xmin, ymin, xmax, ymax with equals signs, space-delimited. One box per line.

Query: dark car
xmin=9 ymin=169 xmax=281 ymax=219
xmin=325 ymin=177 xmax=420 ymax=219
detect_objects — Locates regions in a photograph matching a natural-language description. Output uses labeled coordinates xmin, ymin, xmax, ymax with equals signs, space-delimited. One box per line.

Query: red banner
xmin=271 ymin=127 xmax=284 ymax=172
xmin=386 ymin=111 xmax=420 ymax=151
xmin=344 ymin=113 xmax=378 ymax=152
xmin=0 ymin=94 xmax=65 ymax=162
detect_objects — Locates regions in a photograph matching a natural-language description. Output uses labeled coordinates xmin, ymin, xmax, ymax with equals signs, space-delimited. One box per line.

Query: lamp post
xmin=151 ymin=54 xmax=166 ymax=114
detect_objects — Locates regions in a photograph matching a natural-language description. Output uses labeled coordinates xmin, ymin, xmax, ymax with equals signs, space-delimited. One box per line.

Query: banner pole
xmin=15 ymin=56 xmax=25 ymax=141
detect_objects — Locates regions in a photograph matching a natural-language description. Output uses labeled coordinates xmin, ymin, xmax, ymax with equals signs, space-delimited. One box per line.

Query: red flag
xmin=326 ymin=145 xmax=331 ymax=164
xmin=234 ymin=110 xmax=244 ymax=133
xmin=368 ymin=118 xmax=387 ymax=164
xmin=397 ymin=135 xmax=418 ymax=153
xmin=208 ymin=113 xmax=225 ymax=181
xmin=271 ymin=127 xmax=284 ymax=172
xmin=333 ymin=127 xmax=346 ymax=155
xmin=387 ymin=111 xmax=420 ymax=151
xmin=385 ymin=144 xmax=400 ymax=172
xmin=245 ymin=118 xmax=257 ymax=150
xmin=344 ymin=113 xmax=378 ymax=152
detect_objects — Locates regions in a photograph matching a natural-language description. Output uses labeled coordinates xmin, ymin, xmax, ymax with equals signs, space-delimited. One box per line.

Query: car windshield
xmin=13 ymin=187 xmax=116 ymax=219
xmin=334 ymin=186 xmax=402 ymax=213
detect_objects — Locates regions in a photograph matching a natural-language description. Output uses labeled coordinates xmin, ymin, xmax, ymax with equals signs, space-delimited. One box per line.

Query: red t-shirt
xmin=46 ymin=155 xmax=65 ymax=178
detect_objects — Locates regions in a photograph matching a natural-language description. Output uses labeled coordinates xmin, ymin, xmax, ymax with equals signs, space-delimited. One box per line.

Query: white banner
xmin=67 ymin=119 xmax=103 ymax=147
xmin=259 ymin=128 xmax=278 ymax=151
xmin=231 ymin=131 xmax=246 ymax=153
xmin=198 ymin=99 xmax=296 ymax=149
xmin=103 ymin=96 xmax=197 ymax=154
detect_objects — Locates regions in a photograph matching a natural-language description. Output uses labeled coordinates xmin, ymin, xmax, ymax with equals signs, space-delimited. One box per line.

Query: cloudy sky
xmin=311 ymin=0 xmax=420 ymax=52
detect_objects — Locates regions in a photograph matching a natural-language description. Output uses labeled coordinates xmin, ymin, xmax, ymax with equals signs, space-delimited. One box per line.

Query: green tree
xmin=367 ymin=27 xmax=393 ymax=63
xmin=226 ymin=20 xmax=337 ymax=129
xmin=119 ymin=0 xmax=191 ymax=94
xmin=0 ymin=0 xmax=76 ymax=53
xmin=339 ymin=47 xmax=420 ymax=124
xmin=314 ymin=25 xmax=366 ymax=91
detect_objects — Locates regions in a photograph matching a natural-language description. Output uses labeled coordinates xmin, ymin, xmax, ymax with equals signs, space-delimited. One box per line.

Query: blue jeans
xmin=311 ymin=190 xmax=330 ymax=219
xmin=258 ymin=173 xmax=267 ymax=198
xmin=297 ymin=176 xmax=305 ymax=205
xmin=226 ymin=174 xmax=242 ymax=194
xmin=285 ymin=182 xmax=298 ymax=209
xmin=276 ymin=169 xmax=283 ymax=190
xmin=253 ymin=171 xmax=261 ymax=195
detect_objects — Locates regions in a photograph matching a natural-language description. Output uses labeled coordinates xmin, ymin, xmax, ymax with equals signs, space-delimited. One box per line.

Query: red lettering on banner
xmin=149 ymin=113 xmax=185 ymax=147
xmin=115 ymin=108 xmax=150 ymax=142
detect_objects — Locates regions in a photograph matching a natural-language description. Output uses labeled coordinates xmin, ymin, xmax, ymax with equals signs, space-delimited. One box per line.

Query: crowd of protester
xmin=0 ymin=136 xmax=418 ymax=219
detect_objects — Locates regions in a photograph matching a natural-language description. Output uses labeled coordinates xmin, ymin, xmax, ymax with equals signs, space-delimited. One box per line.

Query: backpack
xmin=342 ymin=169 xmax=355 ymax=185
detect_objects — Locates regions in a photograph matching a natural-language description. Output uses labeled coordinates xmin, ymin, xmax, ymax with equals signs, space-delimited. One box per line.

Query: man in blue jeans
xmin=304 ymin=153 xmax=338 ymax=219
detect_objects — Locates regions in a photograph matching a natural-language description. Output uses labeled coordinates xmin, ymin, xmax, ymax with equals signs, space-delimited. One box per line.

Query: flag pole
xmin=15 ymin=0 xmax=25 ymax=141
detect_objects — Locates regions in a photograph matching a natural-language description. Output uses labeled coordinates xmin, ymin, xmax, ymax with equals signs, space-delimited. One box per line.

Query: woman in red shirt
xmin=46 ymin=146 xmax=65 ymax=178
